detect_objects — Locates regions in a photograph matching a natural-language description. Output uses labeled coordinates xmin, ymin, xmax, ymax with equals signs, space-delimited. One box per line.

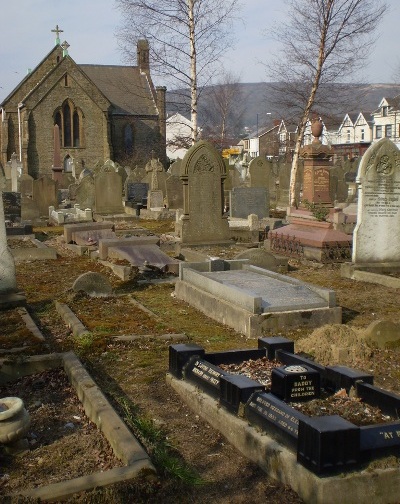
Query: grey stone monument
xmin=229 ymin=187 xmax=269 ymax=219
xmin=178 ymin=141 xmax=230 ymax=243
xmin=94 ymin=167 xmax=124 ymax=214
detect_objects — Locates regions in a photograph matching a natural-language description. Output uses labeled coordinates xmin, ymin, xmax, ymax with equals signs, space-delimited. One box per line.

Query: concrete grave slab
xmin=72 ymin=228 xmax=116 ymax=246
xmin=175 ymin=261 xmax=341 ymax=337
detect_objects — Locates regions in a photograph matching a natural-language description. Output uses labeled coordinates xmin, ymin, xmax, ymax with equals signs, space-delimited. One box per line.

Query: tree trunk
xmin=188 ymin=0 xmax=198 ymax=143
xmin=288 ymin=1 xmax=332 ymax=207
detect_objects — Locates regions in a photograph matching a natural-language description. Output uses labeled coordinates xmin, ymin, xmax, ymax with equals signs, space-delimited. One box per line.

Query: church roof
xmin=79 ymin=64 xmax=158 ymax=117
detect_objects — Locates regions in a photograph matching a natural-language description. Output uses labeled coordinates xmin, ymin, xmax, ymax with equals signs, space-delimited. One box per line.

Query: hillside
xmin=167 ymin=82 xmax=400 ymax=133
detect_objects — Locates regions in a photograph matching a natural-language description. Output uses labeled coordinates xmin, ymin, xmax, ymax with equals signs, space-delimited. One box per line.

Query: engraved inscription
xmin=193 ymin=154 xmax=215 ymax=173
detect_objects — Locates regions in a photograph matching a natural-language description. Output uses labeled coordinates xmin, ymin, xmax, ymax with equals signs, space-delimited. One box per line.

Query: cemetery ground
xmin=2 ymin=220 xmax=400 ymax=503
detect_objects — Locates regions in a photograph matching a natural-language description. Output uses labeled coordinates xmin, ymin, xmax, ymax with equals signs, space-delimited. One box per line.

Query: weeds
xmin=116 ymin=396 xmax=204 ymax=486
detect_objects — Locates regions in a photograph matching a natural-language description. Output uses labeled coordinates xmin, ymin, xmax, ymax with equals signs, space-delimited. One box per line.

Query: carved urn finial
xmin=311 ymin=120 xmax=323 ymax=143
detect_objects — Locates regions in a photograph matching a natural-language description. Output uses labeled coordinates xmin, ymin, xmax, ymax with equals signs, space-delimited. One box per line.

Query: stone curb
xmin=1 ymin=352 xmax=156 ymax=501
xmin=18 ymin=307 xmax=45 ymax=341
xmin=55 ymin=301 xmax=91 ymax=338
xmin=167 ymin=373 xmax=400 ymax=504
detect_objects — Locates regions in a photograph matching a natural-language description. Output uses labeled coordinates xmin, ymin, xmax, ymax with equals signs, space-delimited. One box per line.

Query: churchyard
xmin=2 ymin=137 xmax=400 ymax=503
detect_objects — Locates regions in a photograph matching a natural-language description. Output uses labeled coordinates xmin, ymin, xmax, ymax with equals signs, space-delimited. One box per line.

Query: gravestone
xmin=353 ymin=138 xmax=400 ymax=263
xmin=124 ymin=181 xmax=149 ymax=204
xmin=32 ymin=175 xmax=57 ymax=216
xmin=145 ymin=155 xmax=167 ymax=208
xmin=94 ymin=168 xmax=124 ymax=214
xmin=165 ymin=174 xmax=183 ymax=209
xmin=148 ymin=190 xmax=164 ymax=210
xmin=168 ymin=159 xmax=182 ymax=176
xmin=75 ymin=175 xmax=95 ymax=210
xmin=178 ymin=141 xmax=230 ymax=243
xmin=229 ymin=187 xmax=269 ymax=219
xmin=2 ymin=192 xmax=21 ymax=223
xmin=249 ymin=156 xmax=271 ymax=189
xmin=19 ymin=173 xmax=34 ymax=198
xmin=131 ymin=165 xmax=146 ymax=182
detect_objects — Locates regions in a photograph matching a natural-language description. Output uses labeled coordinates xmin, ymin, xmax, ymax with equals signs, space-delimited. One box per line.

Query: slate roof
xmin=79 ymin=64 xmax=158 ymax=117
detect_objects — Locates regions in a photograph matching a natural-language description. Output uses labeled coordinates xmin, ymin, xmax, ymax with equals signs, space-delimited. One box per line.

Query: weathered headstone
xmin=32 ymin=175 xmax=57 ymax=216
xmin=124 ymin=181 xmax=149 ymax=204
xmin=2 ymin=192 xmax=21 ymax=223
xmin=75 ymin=175 xmax=95 ymax=210
xmin=229 ymin=187 xmax=269 ymax=219
xmin=178 ymin=141 xmax=230 ymax=243
xmin=249 ymin=156 xmax=271 ymax=189
xmin=353 ymin=138 xmax=400 ymax=263
xmin=94 ymin=168 xmax=124 ymax=214
xmin=168 ymin=159 xmax=182 ymax=176
xmin=165 ymin=174 xmax=183 ymax=209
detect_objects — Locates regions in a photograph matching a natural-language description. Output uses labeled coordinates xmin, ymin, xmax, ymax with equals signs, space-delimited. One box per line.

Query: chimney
xmin=137 ymin=39 xmax=150 ymax=75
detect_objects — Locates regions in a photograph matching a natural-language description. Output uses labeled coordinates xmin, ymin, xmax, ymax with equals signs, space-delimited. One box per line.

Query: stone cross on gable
xmin=51 ymin=24 xmax=63 ymax=46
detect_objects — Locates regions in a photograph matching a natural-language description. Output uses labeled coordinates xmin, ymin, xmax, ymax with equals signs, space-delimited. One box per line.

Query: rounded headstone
xmin=234 ymin=248 xmax=281 ymax=272
xmin=72 ymin=271 xmax=113 ymax=297
xmin=361 ymin=320 xmax=400 ymax=349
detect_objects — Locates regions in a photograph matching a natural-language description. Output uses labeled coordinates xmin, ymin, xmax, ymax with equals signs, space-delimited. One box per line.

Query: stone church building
xmin=0 ymin=34 xmax=166 ymax=179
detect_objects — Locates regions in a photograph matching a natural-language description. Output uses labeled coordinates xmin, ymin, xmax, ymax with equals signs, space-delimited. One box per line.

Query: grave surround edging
xmin=0 ymin=352 xmax=156 ymax=501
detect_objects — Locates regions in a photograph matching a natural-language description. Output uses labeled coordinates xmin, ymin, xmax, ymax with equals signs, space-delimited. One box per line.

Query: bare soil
xmin=2 ymin=222 xmax=400 ymax=503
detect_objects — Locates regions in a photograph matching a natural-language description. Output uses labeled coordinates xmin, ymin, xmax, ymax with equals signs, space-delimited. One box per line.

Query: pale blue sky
xmin=1 ymin=0 xmax=398 ymax=102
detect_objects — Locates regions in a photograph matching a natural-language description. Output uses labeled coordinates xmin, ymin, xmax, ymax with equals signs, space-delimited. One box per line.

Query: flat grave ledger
xmin=175 ymin=260 xmax=341 ymax=337
xmin=168 ymin=337 xmax=400 ymax=476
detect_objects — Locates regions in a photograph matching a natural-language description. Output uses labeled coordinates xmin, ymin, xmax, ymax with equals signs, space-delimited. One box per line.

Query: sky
xmin=1 ymin=0 xmax=399 ymax=102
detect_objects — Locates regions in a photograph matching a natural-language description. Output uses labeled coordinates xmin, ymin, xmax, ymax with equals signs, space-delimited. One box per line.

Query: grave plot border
xmin=0 ymin=352 xmax=156 ymax=501
xmin=168 ymin=337 xmax=400 ymax=487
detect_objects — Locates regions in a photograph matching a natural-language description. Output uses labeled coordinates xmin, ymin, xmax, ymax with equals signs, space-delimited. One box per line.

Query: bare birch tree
xmin=201 ymin=70 xmax=245 ymax=149
xmin=268 ymin=0 xmax=387 ymax=206
xmin=115 ymin=0 xmax=240 ymax=144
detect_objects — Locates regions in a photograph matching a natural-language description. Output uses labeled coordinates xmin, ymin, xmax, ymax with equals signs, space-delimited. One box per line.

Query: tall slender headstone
xmin=178 ymin=141 xmax=230 ymax=243
xmin=353 ymin=138 xmax=400 ymax=263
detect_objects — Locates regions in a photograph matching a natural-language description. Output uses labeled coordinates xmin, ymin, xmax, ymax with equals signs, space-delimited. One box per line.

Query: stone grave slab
xmin=64 ymin=222 xmax=115 ymax=244
xmin=98 ymin=236 xmax=160 ymax=260
xmin=72 ymin=229 xmax=116 ymax=246
xmin=107 ymin=244 xmax=180 ymax=274
xmin=175 ymin=261 xmax=341 ymax=337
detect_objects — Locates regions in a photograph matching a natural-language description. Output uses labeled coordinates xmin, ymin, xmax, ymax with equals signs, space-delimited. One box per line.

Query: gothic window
xmin=54 ymin=101 xmax=83 ymax=148
xmin=124 ymin=124 xmax=133 ymax=154
xmin=64 ymin=155 xmax=73 ymax=172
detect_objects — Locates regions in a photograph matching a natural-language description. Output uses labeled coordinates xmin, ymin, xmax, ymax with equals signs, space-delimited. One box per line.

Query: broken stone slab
xmin=107 ymin=244 xmax=180 ymax=274
xmin=64 ymin=221 xmax=114 ymax=244
xmin=98 ymin=236 xmax=160 ymax=260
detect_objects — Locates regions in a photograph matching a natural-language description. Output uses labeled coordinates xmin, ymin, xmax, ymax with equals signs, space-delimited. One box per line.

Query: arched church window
xmin=63 ymin=103 xmax=72 ymax=147
xmin=54 ymin=101 xmax=83 ymax=148
xmin=64 ymin=155 xmax=73 ymax=172
xmin=124 ymin=124 xmax=133 ymax=155
xmin=73 ymin=112 xmax=80 ymax=147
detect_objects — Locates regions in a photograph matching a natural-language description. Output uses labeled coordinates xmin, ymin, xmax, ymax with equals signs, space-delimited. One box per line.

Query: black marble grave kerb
xmin=167 ymin=337 xmax=400 ymax=504
xmin=0 ymin=352 xmax=155 ymax=501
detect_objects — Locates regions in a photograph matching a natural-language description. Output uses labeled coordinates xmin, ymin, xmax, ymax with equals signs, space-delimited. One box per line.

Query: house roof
xmin=79 ymin=64 xmax=158 ymax=116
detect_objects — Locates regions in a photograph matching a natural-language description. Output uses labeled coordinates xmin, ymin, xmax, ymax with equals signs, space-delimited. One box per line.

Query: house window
xmin=54 ymin=101 xmax=83 ymax=148
xmin=382 ymin=106 xmax=388 ymax=117
xmin=346 ymin=129 xmax=351 ymax=143
xmin=376 ymin=125 xmax=382 ymax=139
xmin=361 ymin=129 xmax=365 ymax=141
xmin=385 ymin=124 xmax=392 ymax=138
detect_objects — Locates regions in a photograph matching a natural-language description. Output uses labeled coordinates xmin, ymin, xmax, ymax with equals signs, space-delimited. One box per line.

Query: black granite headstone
xmin=2 ymin=192 xmax=21 ymax=222
xmin=125 ymin=182 xmax=149 ymax=203
xmin=271 ymin=365 xmax=320 ymax=402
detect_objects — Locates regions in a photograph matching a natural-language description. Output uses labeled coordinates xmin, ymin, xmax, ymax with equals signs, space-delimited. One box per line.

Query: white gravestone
xmin=353 ymin=138 xmax=400 ymax=263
